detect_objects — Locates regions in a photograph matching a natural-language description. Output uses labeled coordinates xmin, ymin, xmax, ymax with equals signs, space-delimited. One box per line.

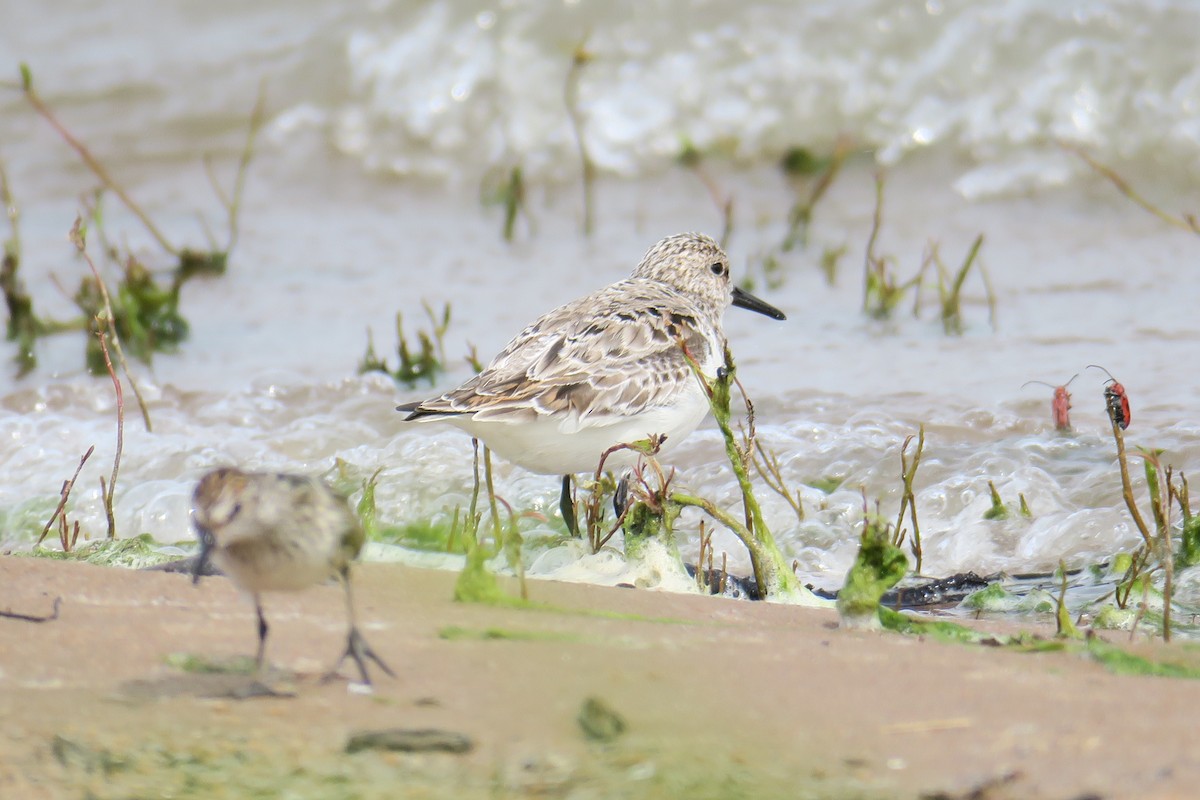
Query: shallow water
xmin=2 ymin=1 xmax=1199 ymax=614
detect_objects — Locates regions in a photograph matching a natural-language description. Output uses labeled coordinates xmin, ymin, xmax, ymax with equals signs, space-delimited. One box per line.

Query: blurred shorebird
xmin=397 ymin=232 xmax=786 ymax=531
xmin=191 ymin=468 xmax=394 ymax=687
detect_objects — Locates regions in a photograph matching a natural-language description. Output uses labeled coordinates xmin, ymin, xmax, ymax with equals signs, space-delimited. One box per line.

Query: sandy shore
xmin=2 ymin=556 xmax=1199 ymax=799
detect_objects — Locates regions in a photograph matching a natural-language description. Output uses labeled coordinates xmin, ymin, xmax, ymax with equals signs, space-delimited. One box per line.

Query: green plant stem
xmin=483 ymin=445 xmax=502 ymax=548
xmin=0 ymin=156 xmax=19 ymax=256
xmin=671 ymin=491 xmax=786 ymax=593
xmin=94 ymin=328 xmax=122 ymax=540
xmin=862 ymin=171 xmax=885 ymax=312
xmin=673 ymin=345 xmax=804 ymax=598
xmin=894 ymin=425 xmax=924 ymax=573
xmin=70 ymin=220 xmax=152 ymax=431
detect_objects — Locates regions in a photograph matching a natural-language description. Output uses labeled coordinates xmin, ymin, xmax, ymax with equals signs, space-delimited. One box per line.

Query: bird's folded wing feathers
xmin=408 ymin=287 xmax=715 ymax=426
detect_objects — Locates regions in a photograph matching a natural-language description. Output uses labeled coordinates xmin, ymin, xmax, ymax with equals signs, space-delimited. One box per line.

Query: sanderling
xmin=397 ymin=232 xmax=785 ymax=528
xmin=191 ymin=468 xmax=394 ymax=687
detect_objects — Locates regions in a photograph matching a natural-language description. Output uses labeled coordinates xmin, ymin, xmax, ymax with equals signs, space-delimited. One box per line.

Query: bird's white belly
xmin=451 ymin=382 xmax=712 ymax=475
xmin=214 ymin=544 xmax=337 ymax=593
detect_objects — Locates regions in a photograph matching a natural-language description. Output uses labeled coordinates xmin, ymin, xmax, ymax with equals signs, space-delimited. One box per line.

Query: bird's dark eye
xmin=710 ymin=262 xmax=726 ymax=276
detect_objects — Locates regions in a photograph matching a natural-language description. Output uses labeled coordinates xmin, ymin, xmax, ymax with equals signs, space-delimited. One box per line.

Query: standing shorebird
xmin=397 ymin=232 xmax=786 ymax=531
xmin=191 ymin=468 xmax=394 ymax=687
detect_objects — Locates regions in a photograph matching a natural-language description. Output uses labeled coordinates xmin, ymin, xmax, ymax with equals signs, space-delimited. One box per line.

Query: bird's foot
xmin=322 ymin=626 xmax=395 ymax=687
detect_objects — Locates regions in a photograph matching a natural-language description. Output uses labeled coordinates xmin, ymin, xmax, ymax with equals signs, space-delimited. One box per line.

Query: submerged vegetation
xmin=358 ymin=301 xmax=453 ymax=387
xmin=779 ymin=140 xmax=853 ymax=254
xmin=1061 ymin=140 xmax=1200 ymax=237
xmin=677 ymin=139 xmax=735 ymax=249
xmin=481 ymin=165 xmax=529 ymax=242
xmin=564 ymin=36 xmax=597 ymax=237
xmin=862 ymin=171 xmax=995 ymax=332
xmin=2 ymin=63 xmax=262 ymax=376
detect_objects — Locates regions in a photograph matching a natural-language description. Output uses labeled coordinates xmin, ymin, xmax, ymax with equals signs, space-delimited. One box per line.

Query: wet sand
xmin=3 ymin=556 xmax=1199 ymax=799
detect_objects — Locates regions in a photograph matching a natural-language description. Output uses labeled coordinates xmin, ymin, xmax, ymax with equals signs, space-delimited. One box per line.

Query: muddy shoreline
xmin=3 ymin=557 xmax=1199 ymax=799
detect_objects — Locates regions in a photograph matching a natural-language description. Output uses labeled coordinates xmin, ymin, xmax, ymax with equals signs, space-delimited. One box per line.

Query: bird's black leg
xmin=560 ymin=474 xmax=578 ymax=536
xmin=322 ymin=568 xmax=395 ymax=686
xmin=232 ymin=596 xmax=296 ymax=698
xmin=253 ymin=596 xmax=269 ymax=671
xmin=613 ymin=476 xmax=630 ymax=519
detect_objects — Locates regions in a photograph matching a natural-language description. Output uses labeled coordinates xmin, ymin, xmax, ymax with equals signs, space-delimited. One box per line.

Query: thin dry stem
xmin=686 ymin=160 xmax=735 ymax=249
xmin=94 ymin=326 xmax=123 ymax=540
xmin=37 ymin=446 xmax=94 ymax=547
xmin=894 ymin=425 xmax=925 ymax=573
xmin=203 ymin=80 xmax=266 ymax=254
xmin=226 ymin=81 xmax=266 ymax=252
xmin=564 ymin=38 xmax=596 ymax=236
xmin=587 ymin=435 xmax=667 ymax=552
xmin=862 ymin=170 xmax=886 ymax=312
xmin=1061 ymin=141 xmax=1200 ymax=236
xmin=751 ymin=439 xmax=804 ymax=523
xmin=70 ymin=219 xmax=153 ymax=431
xmin=1110 ymin=420 xmax=1153 ymax=546
xmin=0 ymin=157 xmax=19 ymax=255
xmin=1173 ymin=472 xmax=1191 ymax=521
xmin=782 ymin=135 xmax=852 ymax=252
xmin=23 ymin=72 xmax=177 ymax=254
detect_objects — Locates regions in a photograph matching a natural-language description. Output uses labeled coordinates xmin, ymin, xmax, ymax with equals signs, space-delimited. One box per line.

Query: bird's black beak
xmin=731 ymin=286 xmax=787 ymax=321
xmin=192 ymin=527 xmax=214 ymax=586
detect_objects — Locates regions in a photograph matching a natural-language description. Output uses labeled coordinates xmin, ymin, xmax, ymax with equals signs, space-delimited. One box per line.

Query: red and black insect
xmin=1022 ymin=374 xmax=1078 ymax=432
xmin=1087 ymin=365 xmax=1131 ymax=430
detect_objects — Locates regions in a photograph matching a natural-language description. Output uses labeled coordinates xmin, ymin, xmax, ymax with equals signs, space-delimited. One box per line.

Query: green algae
xmin=577 ymin=696 xmax=626 ymax=742
xmin=0 ymin=497 xmax=59 ymax=544
xmin=963 ymin=583 xmax=1057 ymax=614
xmin=621 ymin=496 xmax=681 ymax=562
xmin=47 ymin=730 xmax=881 ymax=800
xmin=453 ymin=540 xmax=524 ymax=606
xmin=164 ymin=652 xmax=258 ymax=675
xmin=24 ymin=533 xmax=177 ymax=569
xmin=836 ymin=515 xmax=907 ymax=628
xmin=438 ymin=626 xmax=582 ymax=643
xmin=345 ymin=728 xmax=472 ymax=755
xmin=1179 ymin=514 xmax=1200 ymax=568
xmin=1092 ymin=604 xmax=1139 ymax=631
xmin=1084 ymin=637 xmax=1200 ymax=679
xmin=807 ymin=476 xmax=844 ymax=494
xmin=878 ymin=607 xmax=1200 ymax=680
xmin=375 ymin=518 xmax=467 ymax=554
xmin=962 ymin=583 xmax=1013 ymax=610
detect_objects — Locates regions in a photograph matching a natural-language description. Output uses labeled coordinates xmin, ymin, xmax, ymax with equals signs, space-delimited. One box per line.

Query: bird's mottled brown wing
xmin=404 ymin=280 xmax=717 ymax=427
